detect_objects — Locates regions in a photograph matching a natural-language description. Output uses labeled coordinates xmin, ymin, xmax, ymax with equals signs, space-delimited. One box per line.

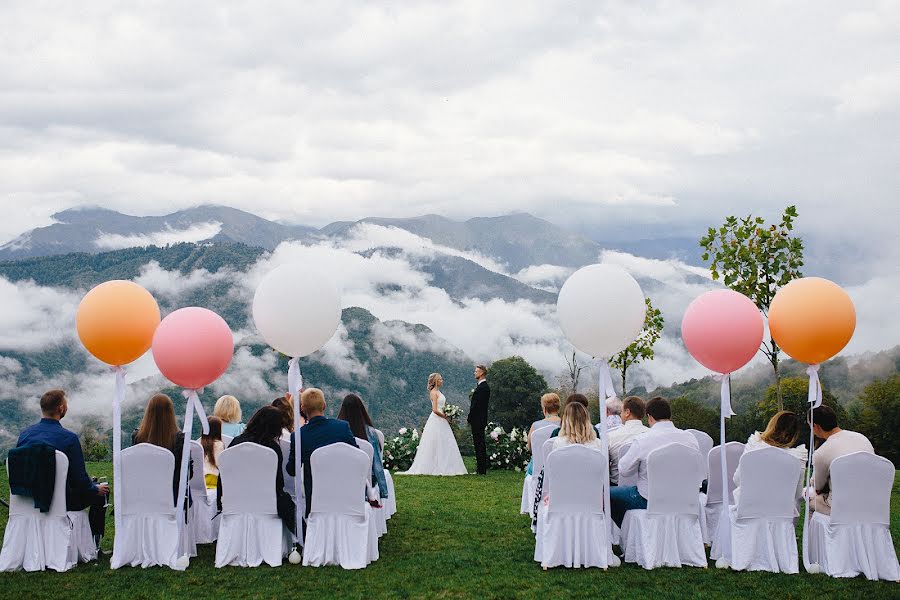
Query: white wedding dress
xmin=402 ymin=392 xmax=468 ymax=476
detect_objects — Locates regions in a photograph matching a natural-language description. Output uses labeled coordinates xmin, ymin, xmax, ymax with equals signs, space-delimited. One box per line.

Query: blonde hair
xmin=213 ymin=395 xmax=242 ymax=424
xmin=301 ymin=388 xmax=326 ymax=415
xmin=540 ymin=393 xmax=561 ymax=415
xmin=559 ymin=402 xmax=594 ymax=445
xmin=427 ymin=373 xmax=442 ymax=391
xmin=759 ymin=410 xmax=800 ymax=448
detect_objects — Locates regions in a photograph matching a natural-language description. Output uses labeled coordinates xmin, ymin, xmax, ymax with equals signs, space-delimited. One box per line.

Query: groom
xmin=468 ymin=364 xmax=491 ymax=475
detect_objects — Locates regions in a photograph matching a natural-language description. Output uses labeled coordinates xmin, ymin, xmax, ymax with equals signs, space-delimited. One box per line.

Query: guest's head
xmin=272 ymin=396 xmax=295 ymax=432
xmin=134 ymin=393 xmax=179 ymax=450
xmin=337 ymin=393 xmax=375 ymax=440
xmin=606 ymin=397 xmax=623 ymax=418
xmin=646 ymin=396 xmax=671 ymax=426
xmin=760 ymin=410 xmax=801 ymax=448
xmin=213 ymin=395 xmax=242 ymax=425
xmin=540 ymin=393 xmax=561 ymax=417
xmin=808 ymin=405 xmax=840 ymax=439
xmin=201 ymin=416 xmax=223 ymax=465
xmin=474 ymin=365 xmax=488 ymax=381
xmin=427 ymin=373 xmax=444 ymax=391
xmin=242 ymin=406 xmax=284 ymax=445
xmin=40 ymin=389 xmax=67 ymax=420
xmin=565 ymin=393 xmax=589 ymax=408
xmin=559 ymin=401 xmax=594 ymax=445
xmin=301 ymin=388 xmax=327 ymax=418
xmin=622 ymin=396 xmax=646 ymax=423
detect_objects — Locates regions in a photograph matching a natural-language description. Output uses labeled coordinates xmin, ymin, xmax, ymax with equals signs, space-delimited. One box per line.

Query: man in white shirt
xmin=610 ymin=397 xmax=699 ymax=526
xmin=809 ymin=404 xmax=874 ymax=515
xmin=607 ymin=396 xmax=649 ymax=485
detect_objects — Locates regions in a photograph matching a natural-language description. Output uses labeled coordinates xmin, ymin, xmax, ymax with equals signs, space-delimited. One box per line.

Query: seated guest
xmin=17 ymin=389 xmax=109 ymax=547
xmin=610 ymin=397 xmax=699 ymax=526
xmin=733 ymin=410 xmax=806 ymax=506
xmin=551 ymin=402 xmax=603 ymax=451
xmin=286 ymin=388 xmax=361 ymax=517
xmin=132 ymin=393 xmax=189 ymax=505
xmin=218 ymin=406 xmax=296 ymax=534
xmin=604 ymin=397 xmax=624 ymax=432
xmin=526 ymin=393 xmax=562 ymax=475
xmin=200 ymin=416 xmax=225 ymax=490
xmin=808 ymin=405 xmax=874 ymax=516
xmin=213 ymin=395 xmax=245 ymax=437
xmin=607 ymin=396 xmax=649 ymax=486
xmin=337 ymin=393 xmax=389 ymax=503
xmin=550 ymin=394 xmax=599 ymax=439
xmin=273 ymin=394 xmax=306 ymax=441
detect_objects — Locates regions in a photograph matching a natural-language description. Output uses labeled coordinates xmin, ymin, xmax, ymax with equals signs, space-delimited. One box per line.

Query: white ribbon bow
xmin=597 ymin=359 xmax=617 ymax=401
xmin=173 ymin=388 xmax=209 ymax=568
xmin=806 ymin=364 xmax=822 ymax=408
xmin=712 ymin=373 xmax=735 ymax=418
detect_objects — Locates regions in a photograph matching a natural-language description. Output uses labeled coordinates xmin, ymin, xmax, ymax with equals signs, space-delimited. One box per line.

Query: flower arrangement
xmin=484 ymin=422 xmax=529 ymax=471
xmin=383 ymin=427 xmax=420 ymax=471
xmin=442 ymin=402 xmax=462 ymax=425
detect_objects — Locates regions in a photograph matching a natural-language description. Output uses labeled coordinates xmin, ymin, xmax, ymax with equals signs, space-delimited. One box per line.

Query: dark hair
xmin=242 ymin=406 xmax=285 ymax=445
xmin=40 ymin=390 xmax=66 ymax=416
xmin=134 ymin=394 xmax=179 ymax=451
xmin=760 ymin=410 xmax=800 ymax=448
xmin=810 ymin=405 xmax=838 ymax=432
xmin=623 ymin=396 xmax=646 ymax=420
xmin=337 ymin=393 xmax=374 ymax=440
xmin=201 ymin=416 xmax=223 ymax=468
xmin=646 ymin=396 xmax=671 ymax=421
xmin=272 ymin=396 xmax=294 ymax=433
xmin=476 ymin=365 xmax=488 ymax=376
xmin=565 ymin=393 xmax=589 ymax=407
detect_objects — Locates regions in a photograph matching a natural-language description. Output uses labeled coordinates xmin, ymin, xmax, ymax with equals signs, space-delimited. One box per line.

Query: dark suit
xmin=286 ymin=416 xmax=358 ymax=517
xmin=468 ymin=380 xmax=490 ymax=475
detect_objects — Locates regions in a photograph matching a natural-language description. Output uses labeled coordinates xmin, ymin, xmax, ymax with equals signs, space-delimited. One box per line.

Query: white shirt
xmin=607 ymin=419 xmax=649 ymax=485
xmin=617 ymin=421 xmax=700 ymax=499
xmin=476 ymin=378 xmax=487 ymax=386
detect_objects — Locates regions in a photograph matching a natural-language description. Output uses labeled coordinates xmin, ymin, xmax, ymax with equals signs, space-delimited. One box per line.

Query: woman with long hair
xmin=217 ymin=406 xmax=295 ymax=534
xmin=273 ymin=394 xmax=305 ymax=440
xmin=200 ymin=416 xmax=224 ymax=489
xmin=551 ymin=402 xmax=603 ymax=451
xmin=400 ymin=373 xmax=467 ymax=476
xmin=338 ymin=393 xmax=388 ymax=501
xmin=733 ymin=410 xmax=807 ymax=505
xmin=132 ymin=393 xmax=189 ymax=505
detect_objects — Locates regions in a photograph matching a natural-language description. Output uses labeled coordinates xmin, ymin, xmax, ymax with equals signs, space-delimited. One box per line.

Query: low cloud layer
xmin=95 ymin=221 xmax=222 ymax=250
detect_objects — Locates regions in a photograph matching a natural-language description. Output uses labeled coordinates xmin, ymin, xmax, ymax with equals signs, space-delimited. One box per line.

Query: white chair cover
xmin=374 ymin=429 xmax=396 ymax=518
xmin=278 ymin=437 xmax=295 ymax=501
xmin=621 ymin=443 xmax=707 ymax=569
xmin=609 ymin=439 xmax=638 ymax=545
xmin=521 ymin=425 xmax=557 ymax=515
xmin=111 ymin=444 xmax=182 ymax=570
xmin=356 ymin=437 xmax=387 ymax=538
xmin=533 ymin=445 xmax=615 ymax=569
xmin=303 ymin=443 xmax=377 ymax=569
xmin=807 ymin=452 xmax=899 ymax=581
xmin=711 ymin=447 xmax=800 ymax=572
xmin=686 ymin=430 xmax=714 ymax=476
xmin=221 ymin=434 xmax=234 ymax=447
xmin=188 ymin=441 xmax=215 ymax=545
xmin=0 ymin=451 xmax=74 ymax=572
xmin=214 ymin=443 xmax=291 ymax=568
xmin=67 ymin=510 xmax=98 ymax=564
xmin=700 ymin=442 xmax=744 ymax=544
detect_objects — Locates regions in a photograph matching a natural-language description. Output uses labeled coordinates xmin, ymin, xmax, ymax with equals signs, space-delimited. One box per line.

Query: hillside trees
xmin=487 ymin=356 xmax=548 ymax=430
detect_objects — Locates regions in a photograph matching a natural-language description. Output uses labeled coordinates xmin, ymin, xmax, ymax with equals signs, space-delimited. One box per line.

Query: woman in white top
xmin=551 ymin=401 xmax=604 ymax=452
xmin=733 ymin=410 xmax=807 ymax=507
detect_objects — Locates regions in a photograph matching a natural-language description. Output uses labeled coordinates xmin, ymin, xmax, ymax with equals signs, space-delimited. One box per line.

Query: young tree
xmin=486 ymin=356 xmax=549 ymax=430
xmin=563 ymin=350 xmax=585 ymax=393
xmin=700 ymin=206 xmax=804 ymax=409
xmin=609 ymin=297 xmax=664 ymax=396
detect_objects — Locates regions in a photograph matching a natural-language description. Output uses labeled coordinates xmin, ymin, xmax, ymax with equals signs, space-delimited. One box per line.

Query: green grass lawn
xmin=0 ymin=459 xmax=897 ymax=600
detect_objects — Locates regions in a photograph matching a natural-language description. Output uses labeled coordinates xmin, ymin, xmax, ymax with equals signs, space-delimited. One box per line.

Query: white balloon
xmin=556 ymin=264 xmax=645 ymax=358
xmin=252 ymin=263 xmax=342 ymax=358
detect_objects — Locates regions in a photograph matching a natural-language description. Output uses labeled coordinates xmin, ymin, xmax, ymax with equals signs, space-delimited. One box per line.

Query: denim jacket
xmin=367 ymin=426 xmax=389 ymax=499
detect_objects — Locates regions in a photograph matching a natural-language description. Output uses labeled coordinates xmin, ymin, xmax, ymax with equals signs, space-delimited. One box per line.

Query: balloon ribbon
xmin=802 ymin=363 xmax=821 ymax=571
xmin=596 ymin=359 xmax=615 ymax=561
xmin=175 ymin=389 xmax=209 ymax=567
xmin=712 ymin=372 xmax=733 ymax=564
xmin=288 ymin=357 xmax=304 ymax=546
xmin=111 ymin=366 xmax=125 ymax=547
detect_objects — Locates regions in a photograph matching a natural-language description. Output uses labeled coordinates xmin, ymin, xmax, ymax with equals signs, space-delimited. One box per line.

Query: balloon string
xmin=111 ymin=366 xmax=125 ymax=547
xmin=175 ymin=390 xmax=198 ymax=564
xmin=288 ymin=358 xmax=304 ymax=545
xmin=719 ymin=373 xmax=732 ymax=564
xmin=802 ymin=365 xmax=819 ymax=570
xmin=596 ymin=359 xmax=613 ymax=560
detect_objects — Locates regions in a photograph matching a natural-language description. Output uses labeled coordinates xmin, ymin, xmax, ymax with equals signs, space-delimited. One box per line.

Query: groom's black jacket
xmin=468 ymin=381 xmax=490 ymax=428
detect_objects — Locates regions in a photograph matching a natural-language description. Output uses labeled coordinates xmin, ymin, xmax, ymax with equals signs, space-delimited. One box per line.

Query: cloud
xmin=94 ymin=221 xmax=223 ymax=250
xmin=0 ymin=277 xmax=81 ymax=351
xmin=133 ymin=260 xmax=234 ymax=300
xmin=513 ymin=264 xmax=574 ymax=292
xmin=208 ymin=346 xmax=278 ymax=401
xmin=316 ymin=323 xmax=370 ymax=379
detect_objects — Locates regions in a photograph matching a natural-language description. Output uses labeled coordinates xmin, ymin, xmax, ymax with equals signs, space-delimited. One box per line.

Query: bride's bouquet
xmin=442 ymin=402 xmax=462 ymax=425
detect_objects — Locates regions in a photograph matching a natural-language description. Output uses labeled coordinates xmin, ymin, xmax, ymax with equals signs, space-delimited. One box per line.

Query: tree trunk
xmin=772 ymin=346 xmax=783 ymax=411
xmin=621 ymin=367 xmax=627 ymax=399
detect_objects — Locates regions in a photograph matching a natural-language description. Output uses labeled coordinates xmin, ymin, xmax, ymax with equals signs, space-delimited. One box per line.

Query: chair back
xmin=309 ymin=443 xmax=370 ymax=517
xmin=374 ymin=429 xmax=385 ymax=451
xmin=617 ymin=440 xmax=638 ymax=488
xmin=218 ymin=443 xmax=278 ymax=516
xmin=356 ymin=437 xmax=375 ymax=464
xmin=221 ymin=434 xmax=234 ymax=448
xmin=829 ymin=452 xmax=894 ymax=526
xmin=8 ymin=450 xmax=69 ymax=518
xmin=735 ymin=447 xmax=801 ymax=519
xmin=531 ymin=425 xmax=559 ymax=476
xmin=686 ymin=429 xmax=714 ymax=469
xmin=120 ymin=443 xmax=176 ymax=516
xmin=278 ymin=437 xmax=295 ymax=493
xmin=706 ymin=442 xmax=744 ymax=504
xmin=545 ymin=445 xmax=607 ymax=515
xmin=189 ymin=441 xmax=206 ymax=494
xmin=647 ymin=443 xmax=704 ymax=516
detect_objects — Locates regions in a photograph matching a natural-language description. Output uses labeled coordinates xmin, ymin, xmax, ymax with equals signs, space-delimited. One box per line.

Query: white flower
xmin=514 ymin=466 xmax=522 ymax=472
xmin=399 ymin=428 xmax=407 ymax=435
xmin=493 ymin=426 xmax=503 ymax=434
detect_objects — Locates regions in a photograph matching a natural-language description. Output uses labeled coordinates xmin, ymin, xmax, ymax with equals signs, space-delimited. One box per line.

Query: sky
xmin=0 ymin=1 xmax=897 ymax=257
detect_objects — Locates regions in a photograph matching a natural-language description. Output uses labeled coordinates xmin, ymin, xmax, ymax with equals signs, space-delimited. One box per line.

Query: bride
xmin=401 ymin=373 xmax=468 ymax=476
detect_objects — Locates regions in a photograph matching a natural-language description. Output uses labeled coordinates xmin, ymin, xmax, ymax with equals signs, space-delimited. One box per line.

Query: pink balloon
xmin=152 ymin=307 xmax=234 ymax=389
xmin=682 ymin=290 xmax=763 ymax=374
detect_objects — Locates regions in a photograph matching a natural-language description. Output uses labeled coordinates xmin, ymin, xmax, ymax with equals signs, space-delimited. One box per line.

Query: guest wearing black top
xmin=218 ymin=406 xmax=296 ymax=535
xmin=131 ymin=393 xmax=190 ymax=505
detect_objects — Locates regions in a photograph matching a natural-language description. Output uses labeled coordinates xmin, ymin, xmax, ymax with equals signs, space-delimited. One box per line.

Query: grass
xmin=0 ymin=459 xmax=897 ymax=600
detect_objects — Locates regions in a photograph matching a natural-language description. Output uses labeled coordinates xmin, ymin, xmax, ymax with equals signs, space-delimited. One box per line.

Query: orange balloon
xmin=76 ymin=280 xmax=161 ymax=366
xmin=768 ymin=277 xmax=856 ymax=364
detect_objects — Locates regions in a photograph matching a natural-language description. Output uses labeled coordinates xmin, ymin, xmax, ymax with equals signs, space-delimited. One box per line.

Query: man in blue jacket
xmin=17 ymin=389 xmax=109 ymax=547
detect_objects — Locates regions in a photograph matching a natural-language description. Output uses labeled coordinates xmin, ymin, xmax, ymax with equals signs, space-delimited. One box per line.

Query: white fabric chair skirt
xmin=808 ymin=512 xmax=900 ymax=581
xmin=699 ymin=493 xmax=719 ymax=544
xmin=710 ymin=506 xmax=798 ymax=573
xmin=215 ymin=513 xmax=291 ymax=568
xmin=621 ymin=511 xmax=707 ymax=569
xmin=374 ymin=504 xmax=388 ymax=537
xmin=111 ymin=514 xmax=181 ymax=570
xmin=204 ymin=488 xmax=221 ymax=542
xmin=303 ymin=509 xmax=377 ymax=570
xmin=0 ymin=513 xmax=74 ymax=572
xmin=190 ymin=494 xmax=216 ymax=545
xmin=520 ymin=474 xmax=533 ymax=515
xmin=534 ymin=508 xmax=615 ymax=569
xmin=384 ymin=471 xmax=397 ymax=518
xmin=68 ymin=511 xmax=98 ymax=564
